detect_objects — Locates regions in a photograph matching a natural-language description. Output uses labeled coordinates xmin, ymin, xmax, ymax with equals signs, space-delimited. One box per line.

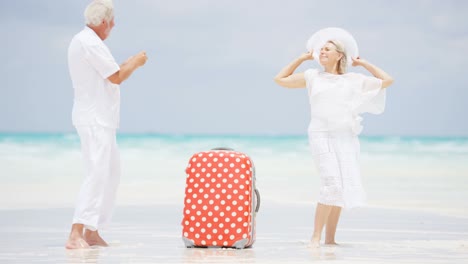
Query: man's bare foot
xmin=84 ymin=230 xmax=109 ymax=247
xmin=65 ymin=238 xmax=90 ymax=249
xmin=324 ymin=241 xmax=339 ymax=246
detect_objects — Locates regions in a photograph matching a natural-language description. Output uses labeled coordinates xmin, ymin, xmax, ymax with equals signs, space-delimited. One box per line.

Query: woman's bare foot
xmin=324 ymin=240 xmax=339 ymax=246
xmin=65 ymin=238 xmax=89 ymax=249
xmin=84 ymin=230 xmax=109 ymax=247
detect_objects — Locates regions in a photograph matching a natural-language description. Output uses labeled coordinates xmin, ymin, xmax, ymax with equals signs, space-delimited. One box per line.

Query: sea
xmin=0 ymin=133 xmax=467 ymax=217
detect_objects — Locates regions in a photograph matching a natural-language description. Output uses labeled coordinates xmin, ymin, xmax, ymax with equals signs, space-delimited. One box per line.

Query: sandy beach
xmin=1 ymin=203 xmax=467 ymax=263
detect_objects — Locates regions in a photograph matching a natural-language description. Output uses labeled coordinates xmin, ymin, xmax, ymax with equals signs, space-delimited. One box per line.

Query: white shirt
xmin=304 ymin=69 xmax=385 ymax=135
xmin=68 ymin=27 xmax=120 ymax=129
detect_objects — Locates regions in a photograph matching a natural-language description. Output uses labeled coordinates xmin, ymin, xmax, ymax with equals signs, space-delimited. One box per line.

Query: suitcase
xmin=182 ymin=148 xmax=260 ymax=249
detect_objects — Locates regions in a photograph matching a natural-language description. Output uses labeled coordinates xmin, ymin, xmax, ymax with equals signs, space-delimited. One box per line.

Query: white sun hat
xmin=306 ymin=27 xmax=359 ymax=67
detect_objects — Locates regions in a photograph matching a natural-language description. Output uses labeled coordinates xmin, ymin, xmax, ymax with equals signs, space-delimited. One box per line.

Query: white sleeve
xmin=353 ymin=74 xmax=386 ymax=114
xmin=84 ymin=43 xmax=120 ymax=79
xmin=304 ymin=69 xmax=319 ymax=95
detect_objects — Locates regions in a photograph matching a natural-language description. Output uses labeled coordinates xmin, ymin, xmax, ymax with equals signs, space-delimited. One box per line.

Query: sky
xmin=2 ymin=0 xmax=468 ymax=136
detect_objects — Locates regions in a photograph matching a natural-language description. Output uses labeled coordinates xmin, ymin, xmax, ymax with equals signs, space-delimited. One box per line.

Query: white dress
xmin=304 ymin=69 xmax=385 ymax=209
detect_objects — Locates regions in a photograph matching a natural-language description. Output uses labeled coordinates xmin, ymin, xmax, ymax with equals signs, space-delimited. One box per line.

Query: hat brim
xmin=306 ymin=27 xmax=359 ymax=67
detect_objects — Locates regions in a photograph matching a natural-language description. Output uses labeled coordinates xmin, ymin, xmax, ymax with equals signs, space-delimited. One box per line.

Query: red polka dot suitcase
xmin=182 ymin=148 xmax=260 ymax=249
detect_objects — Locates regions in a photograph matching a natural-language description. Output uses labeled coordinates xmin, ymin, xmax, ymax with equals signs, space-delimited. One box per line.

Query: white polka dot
xmin=245 ymin=190 xmax=249 ymax=195
xmin=196 ymin=211 xmax=201 ymax=216
xmin=196 ymin=163 xmax=201 ymax=167
xmin=186 ymin=199 xmax=191 ymax=204
xmin=201 ymin=228 xmax=206 ymax=233
xmin=184 ymin=232 xmax=188 ymax=237
xmin=240 ymin=174 xmax=245 ymax=179
xmin=191 ymin=205 xmax=196 ymax=210
xmin=189 ymin=178 xmax=194 ymax=183
xmin=238 ymin=206 xmax=243 ymax=211
xmin=202 ymin=158 xmax=207 ymax=162
xmin=233 ymin=190 xmax=238 ymax=194
xmin=209 ymin=200 xmax=214 ymax=205
xmin=237 ymin=228 xmax=242 ymax=233
xmin=208 ymin=211 xmax=213 ymax=216
xmin=224 ymin=168 xmax=229 ymax=173
xmin=185 ymin=209 xmax=190 ymax=214
xmin=220 ymin=212 xmax=225 ymax=217
xmin=229 ymin=174 xmax=234 ymax=178
xmin=234 ymin=179 xmax=239 ymax=184
xmin=220 ymin=153 xmax=224 ymax=157
xmin=246 ymin=170 xmax=250 ymax=174
xmin=217 ymin=173 xmax=223 ymax=178
xmin=192 ymin=194 xmax=197 ymax=199
xmin=213 ymin=228 xmax=218 ymax=234
xmin=207 ymin=223 xmax=212 ymax=228
xmin=227 ymin=195 xmax=232 ymax=199
xmin=235 ymin=169 xmax=240 ymax=173
xmin=223 ymin=241 xmax=228 ymax=246
xmin=194 ymin=183 xmax=199 ymax=188
xmin=239 ymin=185 xmax=245 ymax=189
xmin=196 ymin=222 xmax=201 ymax=227
xmin=216 ymin=183 xmax=221 ymax=188
xmin=201 ymin=168 xmax=206 ymax=172
xmin=191 ymin=168 xmax=195 ymax=173
xmin=230 ymin=163 xmax=235 ymax=168
xmin=244 ymin=212 xmax=249 ymax=216
xmin=210 ymin=188 xmax=215 ymax=193
xmin=219 ymin=223 xmax=224 ymax=228
xmin=214 ymin=217 xmax=219 ymax=222
xmin=192 ymin=158 xmax=197 ymax=162
xmin=241 ymin=164 xmax=246 ymax=168
xmin=225 ymin=217 xmax=231 ymax=222
xmin=203 ymin=205 xmax=208 ymax=210
xmin=221 ymin=200 xmax=226 ymax=205
xmin=202 ymin=217 xmax=207 ymax=222
xmin=207 ymin=163 xmax=212 ymax=167
xmin=244 ymin=201 xmax=249 ymax=206
xmin=187 ymin=188 xmax=193 ymax=193
xmin=185 ymin=221 xmax=189 ymax=225
xmin=199 ymin=188 xmax=204 ymax=193
xmin=233 ymin=201 xmax=238 ymax=205
xmin=215 ymin=194 xmax=220 ymax=199
xmin=239 ymin=195 xmax=244 ymax=200
xmin=224 ymin=229 xmax=229 ymax=234
xmin=214 ymin=206 xmax=219 ymax=211
xmin=218 ymin=235 xmax=223 ymax=240
xmin=197 ymin=199 xmax=202 ymax=204
xmin=236 ymin=158 xmax=240 ymax=162
xmin=189 ymin=227 xmax=194 ymax=232
xmin=218 ymin=163 xmax=223 ymax=167
xmin=191 ymin=216 xmax=195 ymax=221
xmin=206 ymin=173 xmax=211 ymax=177
xmin=231 ymin=212 xmax=237 ymax=217
xmin=213 ymin=158 xmax=218 ymax=162
xmin=230 ymin=154 xmax=235 ymax=157
xmin=207 ymin=234 xmax=212 ymax=239
xmin=230 ymin=235 xmax=235 ymax=240
xmin=213 ymin=241 xmax=217 ymax=246
xmin=243 ymin=234 xmax=247 ymax=238
xmin=212 ymin=168 xmax=217 ymax=173
xmin=201 ymin=240 xmax=206 ymax=245
xmin=221 ymin=189 xmax=226 ymax=194
xmin=200 ymin=178 xmax=205 ymax=183
xmin=204 ymin=193 xmax=209 ymax=198
xmin=228 ymin=184 xmax=232 ymax=189
xmin=245 ymin=180 xmax=250 ymax=185
xmin=211 ymin=178 xmax=216 ymax=183
xmin=222 ymin=179 xmax=227 ymax=183
xmin=237 ymin=217 xmax=242 ymax=222
xmin=224 ymin=158 xmax=229 ymax=162
xmin=247 ymin=160 xmax=251 ymax=165
xmin=226 ymin=206 xmax=231 ymax=211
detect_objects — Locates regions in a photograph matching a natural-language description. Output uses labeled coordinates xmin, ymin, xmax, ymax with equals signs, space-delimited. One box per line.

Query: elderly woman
xmin=274 ymin=28 xmax=393 ymax=247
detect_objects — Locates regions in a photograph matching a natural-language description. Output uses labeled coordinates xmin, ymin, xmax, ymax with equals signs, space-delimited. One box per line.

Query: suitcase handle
xmin=211 ymin=147 xmax=234 ymax=151
xmin=254 ymin=188 xmax=260 ymax=213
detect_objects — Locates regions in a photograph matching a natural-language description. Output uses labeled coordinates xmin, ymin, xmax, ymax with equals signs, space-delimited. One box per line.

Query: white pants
xmin=309 ymin=131 xmax=366 ymax=209
xmin=73 ymin=125 xmax=120 ymax=231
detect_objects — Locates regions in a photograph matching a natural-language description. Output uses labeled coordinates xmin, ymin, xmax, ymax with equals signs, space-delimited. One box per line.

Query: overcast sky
xmin=2 ymin=0 xmax=467 ymax=136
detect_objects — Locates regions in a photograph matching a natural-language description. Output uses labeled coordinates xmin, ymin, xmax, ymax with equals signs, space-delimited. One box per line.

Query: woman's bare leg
xmin=311 ymin=203 xmax=333 ymax=247
xmin=325 ymin=206 xmax=342 ymax=245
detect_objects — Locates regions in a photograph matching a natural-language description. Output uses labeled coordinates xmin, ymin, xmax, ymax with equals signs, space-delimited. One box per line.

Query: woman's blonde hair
xmin=328 ymin=40 xmax=347 ymax=74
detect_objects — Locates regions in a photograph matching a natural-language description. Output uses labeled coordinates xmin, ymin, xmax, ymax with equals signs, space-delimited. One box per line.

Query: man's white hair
xmin=84 ymin=0 xmax=114 ymax=26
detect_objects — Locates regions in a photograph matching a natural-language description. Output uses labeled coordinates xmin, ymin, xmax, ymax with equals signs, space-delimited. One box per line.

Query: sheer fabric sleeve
xmin=352 ymin=73 xmax=386 ymax=115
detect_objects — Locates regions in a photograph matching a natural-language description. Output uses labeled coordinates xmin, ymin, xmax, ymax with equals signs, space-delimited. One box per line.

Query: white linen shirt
xmin=68 ymin=27 xmax=120 ymax=129
xmin=304 ymin=69 xmax=385 ymax=135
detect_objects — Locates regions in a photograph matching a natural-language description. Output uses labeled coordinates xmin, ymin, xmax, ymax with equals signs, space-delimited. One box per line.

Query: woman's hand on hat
xmin=351 ymin=56 xmax=367 ymax=67
xmin=299 ymin=51 xmax=313 ymax=61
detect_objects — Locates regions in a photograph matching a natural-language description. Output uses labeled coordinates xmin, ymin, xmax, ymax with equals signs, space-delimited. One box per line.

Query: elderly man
xmin=66 ymin=0 xmax=147 ymax=249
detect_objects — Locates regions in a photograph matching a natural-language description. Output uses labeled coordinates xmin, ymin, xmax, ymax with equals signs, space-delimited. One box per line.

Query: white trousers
xmin=73 ymin=125 xmax=120 ymax=231
xmin=309 ymin=131 xmax=366 ymax=209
